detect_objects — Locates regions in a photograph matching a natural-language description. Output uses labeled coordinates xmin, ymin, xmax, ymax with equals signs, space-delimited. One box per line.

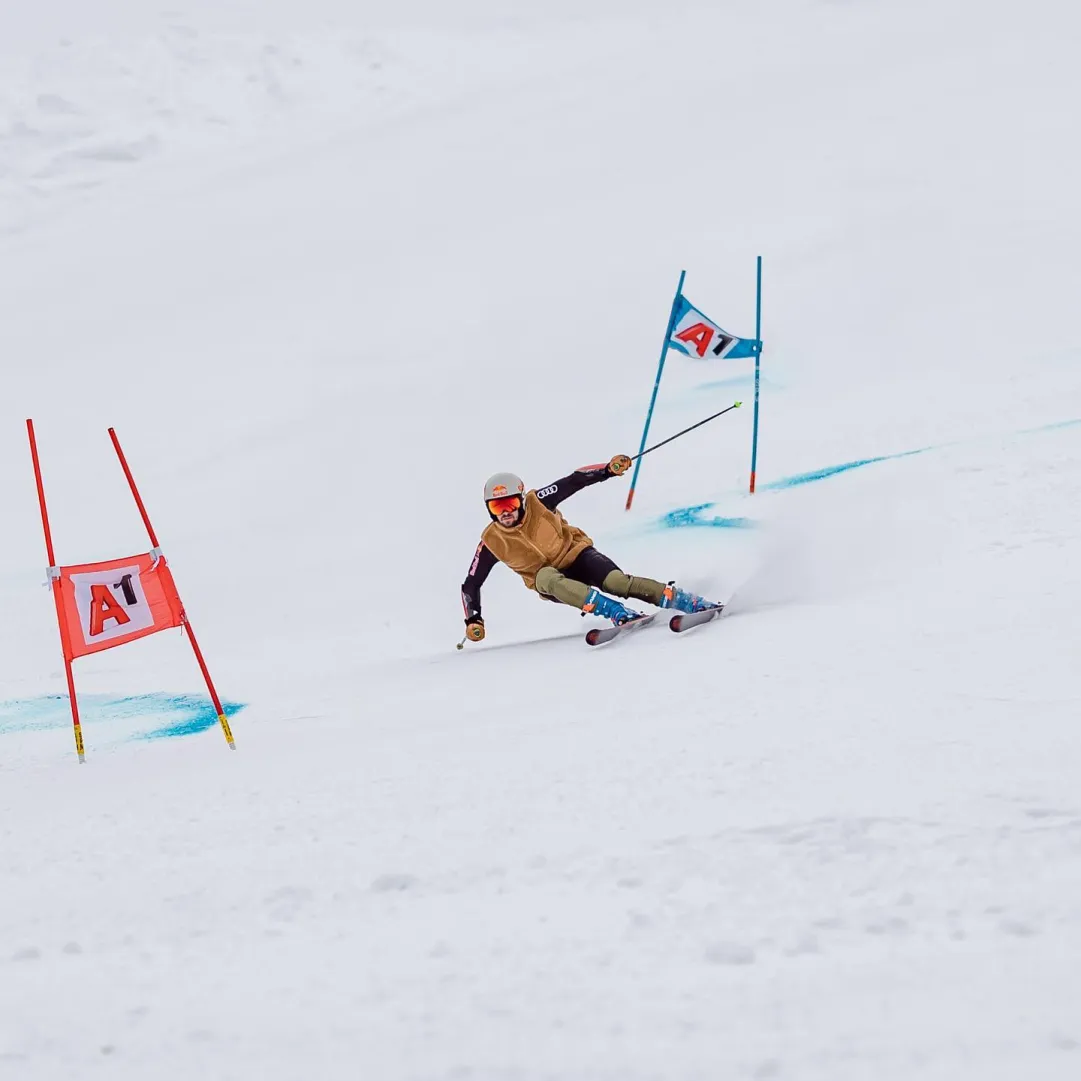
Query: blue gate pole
xmin=749 ymin=256 xmax=763 ymax=493
xmin=626 ymin=269 xmax=686 ymax=511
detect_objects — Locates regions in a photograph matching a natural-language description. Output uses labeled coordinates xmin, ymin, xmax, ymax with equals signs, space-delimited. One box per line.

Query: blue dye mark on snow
xmin=659 ymin=449 xmax=930 ymax=528
xmin=763 ymin=456 xmax=889 ymax=488
xmin=656 ymin=416 xmax=1081 ymax=531
xmin=760 ymin=447 xmax=930 ymax=490
xmin=0 ymin=693 xmax=245 ymax=742
xmin=135 ymin=696 xmax=246 ymax=741
xmin=660 ymin=504 xmax=756 ymax=530
xmin=1018 ymin=417 xmax=1081 ymax=434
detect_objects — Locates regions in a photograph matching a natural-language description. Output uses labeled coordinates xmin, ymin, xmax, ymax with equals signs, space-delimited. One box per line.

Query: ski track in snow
xmin=1 ymin=0 xmax=1080 ymax=1079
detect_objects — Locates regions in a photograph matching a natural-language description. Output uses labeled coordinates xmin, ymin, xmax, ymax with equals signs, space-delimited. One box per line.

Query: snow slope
xmin=1 ymin=1 xmax=1080 ymax=1078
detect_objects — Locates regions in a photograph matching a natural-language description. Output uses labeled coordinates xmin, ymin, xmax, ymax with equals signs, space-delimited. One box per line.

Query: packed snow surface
xmin=1 ymin=1 xmax=1080 ymax=1078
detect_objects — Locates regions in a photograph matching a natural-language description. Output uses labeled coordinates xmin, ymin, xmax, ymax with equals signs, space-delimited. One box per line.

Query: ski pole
xmin=631 ymin=401 xmax=742 ymax=463
xmin=456 ymin=635 xmax=467 ymax=651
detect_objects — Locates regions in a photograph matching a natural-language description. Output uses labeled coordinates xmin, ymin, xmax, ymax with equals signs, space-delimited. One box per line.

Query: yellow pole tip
xmin=734 ymin=401 xmax=743 ymax=408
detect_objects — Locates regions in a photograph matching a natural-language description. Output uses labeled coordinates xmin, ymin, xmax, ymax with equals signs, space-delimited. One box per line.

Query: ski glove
xmin=607 ymin=454 xmax=633 ymax=476
xmin=465 ymin=619 xmax=485 ymax=642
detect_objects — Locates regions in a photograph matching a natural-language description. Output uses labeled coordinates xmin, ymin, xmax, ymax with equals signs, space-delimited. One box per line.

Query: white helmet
xmin=484 ymin=472 xmax=525 ymax=522
xmin=484 ymin=472 xmax=525 ymax=501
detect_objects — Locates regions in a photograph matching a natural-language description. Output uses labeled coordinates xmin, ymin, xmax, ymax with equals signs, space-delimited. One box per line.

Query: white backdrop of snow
xmin=1 ymin=0 xmax=1080 ymax=1078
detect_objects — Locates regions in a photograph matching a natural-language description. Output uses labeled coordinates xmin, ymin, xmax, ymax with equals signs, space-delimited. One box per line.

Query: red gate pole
xmin=107 ymin=428 xmax=235 ymax=750
xmin=27 ymin=420 xmax=85 ymax=763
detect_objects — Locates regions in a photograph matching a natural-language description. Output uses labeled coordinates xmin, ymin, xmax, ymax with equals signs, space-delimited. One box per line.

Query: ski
xmin=585 ymin=612 xmax=657 ymax=647
xmin=668 ymin=606 xmax=724 ymax=633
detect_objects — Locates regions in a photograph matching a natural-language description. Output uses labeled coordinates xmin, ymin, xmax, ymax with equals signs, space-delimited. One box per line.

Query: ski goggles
xmin=487 ymin=495 xmax=522 ymax=516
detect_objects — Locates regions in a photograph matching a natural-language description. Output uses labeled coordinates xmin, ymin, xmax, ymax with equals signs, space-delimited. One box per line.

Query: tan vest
xmin=483 ymin=490 xmax=593 ymax=591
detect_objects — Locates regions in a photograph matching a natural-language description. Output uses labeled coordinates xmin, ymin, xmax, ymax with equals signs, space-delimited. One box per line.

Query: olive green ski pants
xmin=534 ymin=553 xmax=667 ymax=611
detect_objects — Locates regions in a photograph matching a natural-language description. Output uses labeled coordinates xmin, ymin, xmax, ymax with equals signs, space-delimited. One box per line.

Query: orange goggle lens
xmin=487 ymin=496 xmax=521 ymax=516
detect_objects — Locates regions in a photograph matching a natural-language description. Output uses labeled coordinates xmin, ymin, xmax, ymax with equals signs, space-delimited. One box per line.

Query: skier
xmin=460 ymin=456 xmax=718 ymax=643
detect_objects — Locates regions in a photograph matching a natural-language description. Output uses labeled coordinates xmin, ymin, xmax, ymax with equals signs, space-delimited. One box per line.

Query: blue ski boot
xmin=660 ymin=583 xmax=719 ymax=614
xmin=582 ymin=588 xmax=644 ymax=626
